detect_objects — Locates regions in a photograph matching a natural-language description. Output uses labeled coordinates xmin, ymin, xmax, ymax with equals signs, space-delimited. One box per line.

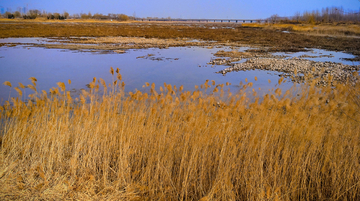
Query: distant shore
xmin=0 ymin=19 xmax=359 ymax=60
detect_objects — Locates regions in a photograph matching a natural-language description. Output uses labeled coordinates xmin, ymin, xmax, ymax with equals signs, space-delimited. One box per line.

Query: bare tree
xmin=72 ymin=13 xmax=80 ymax=19
xmin=47 ymin=13 xmax=54 ymax=19
xmin=294 ymin=12 xmax=301 ymax=22
xmin=28 ymin=9 xmax=40 ymax=19
xmin=4 ymin=12 xmax=14 ymax=19
xmin=118 ymin=14 xmax=129 ymax=21
xmin=63 ymin=12 xmax=69 ymax=19
xmin=14 ymin=11 xmax=21 ymax=18
xmin=290 ymin=6 xmax=359 ymax=23
xmin=270 ymin=14 xmax=279 ymax=23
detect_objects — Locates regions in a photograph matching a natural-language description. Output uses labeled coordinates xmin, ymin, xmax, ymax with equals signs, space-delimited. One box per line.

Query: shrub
xmin=118 ymin=14 xmax=129 ymax=21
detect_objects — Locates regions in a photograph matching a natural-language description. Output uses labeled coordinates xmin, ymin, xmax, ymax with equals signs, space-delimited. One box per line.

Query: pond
xmin=0 ymin=38 xmax=358 ymax=103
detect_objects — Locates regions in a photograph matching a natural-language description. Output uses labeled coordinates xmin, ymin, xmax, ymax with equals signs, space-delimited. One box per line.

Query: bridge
xmin=135 ymin=18 xmax=268 ymax=23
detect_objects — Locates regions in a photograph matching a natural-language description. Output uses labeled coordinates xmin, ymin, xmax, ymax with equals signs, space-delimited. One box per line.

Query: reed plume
xmin=3 ymin=81 xmax=11 ymax=87
xmin=0 ymin=72 xmax=359 ymax=200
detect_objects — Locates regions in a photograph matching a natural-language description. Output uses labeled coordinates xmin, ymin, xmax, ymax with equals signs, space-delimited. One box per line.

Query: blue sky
xmin=1 ymin=0 xmax=359 ymax=19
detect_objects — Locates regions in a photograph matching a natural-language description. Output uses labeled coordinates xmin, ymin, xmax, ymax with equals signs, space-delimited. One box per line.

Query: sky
xmin=0 ymin=0 xmax=359 ymax=19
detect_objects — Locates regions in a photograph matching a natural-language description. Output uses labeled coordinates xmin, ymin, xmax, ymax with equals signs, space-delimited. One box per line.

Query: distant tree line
xmin=269 ymin=7 xmax=360 ymax=24
xmin=46 ymin=12 xmax=69 ymax=20
xmin=0 ymin=9 xmax=65 ymax=19
xmin=1 ymin=9 xmax=131 ymax=21
xmin=23 ymin=10 xmax=45 ymax=19
xmin=72 ymin=12 xmax=132 ymax=21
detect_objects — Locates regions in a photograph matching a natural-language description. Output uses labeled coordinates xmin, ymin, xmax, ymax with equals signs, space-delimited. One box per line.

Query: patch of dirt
xmin=214 ymin=50 xmax=252 ymax=58
xmin=30 ymin=36 xmax=216 ymax=51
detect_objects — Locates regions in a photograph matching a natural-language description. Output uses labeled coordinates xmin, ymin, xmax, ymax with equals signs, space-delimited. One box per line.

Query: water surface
xmin=0 ymin=39 xmax=358 ymax=103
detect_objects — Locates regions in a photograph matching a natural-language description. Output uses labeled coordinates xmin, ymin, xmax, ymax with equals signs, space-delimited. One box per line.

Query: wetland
xmin=0 ymin=33 xmax=359 ymax=100
xmin=1 ymin=20 xmax=360 ymax=200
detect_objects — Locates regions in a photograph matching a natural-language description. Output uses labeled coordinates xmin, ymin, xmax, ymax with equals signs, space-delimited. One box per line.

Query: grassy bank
xmin=1 ymin=70 xmax=359 ymax=200
xmin=242 ymin=23 xmax=360 ymax=37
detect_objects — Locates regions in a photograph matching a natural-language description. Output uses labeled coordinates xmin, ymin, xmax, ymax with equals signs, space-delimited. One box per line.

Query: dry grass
xmin=0 ymin=69 xmax=359 ymax=200
xmin=214 ymin=50 xmax=252 ymax=58
xmin=242 ymin=23 xmax=360 ymax=37
xmin=2 ymin=18 xmax=359 ymax=37
xmin=33 ymin=36 xmax=210 ymax=51
xmin=1 ymin=21 xmax=360 ymax=56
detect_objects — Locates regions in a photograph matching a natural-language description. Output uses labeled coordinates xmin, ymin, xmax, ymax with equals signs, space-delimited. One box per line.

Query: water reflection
xmin=0 ymin=42 xmax=358 ymax=103
xmin=272 ymin=48 xmax=359 ymax=65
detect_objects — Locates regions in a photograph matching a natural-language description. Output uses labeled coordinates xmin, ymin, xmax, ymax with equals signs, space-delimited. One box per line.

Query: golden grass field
xmin=1 ymin=68 xmax=359 ymax=200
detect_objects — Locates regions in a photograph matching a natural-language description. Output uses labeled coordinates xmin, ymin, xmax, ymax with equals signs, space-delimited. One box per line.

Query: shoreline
xmin=1 ymin=35 xmax=359 ymax=85
xmin=0 ymin=20 xmax=359 ymax=59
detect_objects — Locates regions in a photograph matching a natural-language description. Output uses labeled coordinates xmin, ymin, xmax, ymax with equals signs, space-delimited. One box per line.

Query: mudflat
xmin=1 ymin=20 xmax=359 ymax=60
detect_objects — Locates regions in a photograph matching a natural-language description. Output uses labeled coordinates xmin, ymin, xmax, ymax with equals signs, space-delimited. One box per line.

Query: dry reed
xmin=0 ymin=70 xmax=359 ymax=200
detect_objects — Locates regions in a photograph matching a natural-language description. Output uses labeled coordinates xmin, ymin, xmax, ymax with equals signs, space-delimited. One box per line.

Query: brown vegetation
xmin=31 ymin=36 xmax=211 ymax=51
xmin=0 ymin=70 xmax=360 ymax=200
xmin=214 ymin=50 xmax=252 ymax=58
xmin=0 ymin=20 xmax=359 ymax=59
xmin=242 ymin=23 xmax=360 ymax=38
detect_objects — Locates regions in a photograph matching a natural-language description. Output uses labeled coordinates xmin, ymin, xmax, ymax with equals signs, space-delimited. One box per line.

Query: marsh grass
xmin=242 ymin=23 xmax=360 ymax=37
xmin=1 ymin=22 xmax=360 ymax=58
xmin=0 ymin=70 xmax=359 ymax=200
